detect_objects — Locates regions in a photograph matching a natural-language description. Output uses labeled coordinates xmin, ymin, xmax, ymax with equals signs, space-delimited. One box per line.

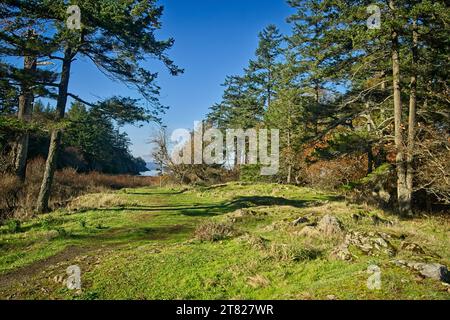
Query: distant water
xmin=139 ymin=162 xmax=160 ymax=176
xmin=139 ymin=170 xmax=160 ymax=177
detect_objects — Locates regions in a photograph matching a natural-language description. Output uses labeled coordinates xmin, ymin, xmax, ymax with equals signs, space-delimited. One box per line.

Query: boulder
xmin=317 ymin=215 xmax=344 ymax=237
xmin=416 ymin=263 xmax=450 ymax=283
xmin=392 ymin=260 xmax=450 ymax=283
xmin=332 ymin=243 xmax=353 ymax=261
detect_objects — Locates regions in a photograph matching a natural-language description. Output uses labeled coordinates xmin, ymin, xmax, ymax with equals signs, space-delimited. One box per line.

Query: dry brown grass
xmin=67 ymin=193 xmax=139 ymax=212
xmin=0 ymin=173 xmax=22 ymax=220
xmin=0 ymin=158 xmax=157 ymax=222
xmin=247 ymin=275 xmax=270 ymax=288
xmin=194 ymin=221 xmax=237 ymax=242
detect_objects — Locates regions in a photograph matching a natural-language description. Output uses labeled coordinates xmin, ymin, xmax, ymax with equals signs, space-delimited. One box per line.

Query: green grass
xmin=0 ymin=183 xmax=449 ymax=300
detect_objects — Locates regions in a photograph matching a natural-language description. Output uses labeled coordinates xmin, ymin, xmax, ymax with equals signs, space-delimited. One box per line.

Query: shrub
xmin=240 ymin=165 xmax=271 ymax=183
xmin=302 ymin=156 xmax=368 ymax=190
xmin=348 ymin=164 xmax=396 ymax=207
xmin=194 ymin=221 xmax=236 ymax=242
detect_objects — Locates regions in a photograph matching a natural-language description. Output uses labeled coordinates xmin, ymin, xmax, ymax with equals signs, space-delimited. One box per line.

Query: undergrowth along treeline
xmin=0 ymin=158 xmax=157 ymax=222
xmin=153 ymin=1 xmax=449 ymax=215
xmin=0 ymin=1 xmax=182 ymax=215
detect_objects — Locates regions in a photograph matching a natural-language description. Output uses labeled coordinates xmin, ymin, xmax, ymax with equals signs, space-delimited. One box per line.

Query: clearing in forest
xmin=0 ymin=183 xmax=449 ymax=300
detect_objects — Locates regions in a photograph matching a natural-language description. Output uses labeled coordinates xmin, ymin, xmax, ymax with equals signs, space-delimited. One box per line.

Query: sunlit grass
xmin=0 ymin=183 xmax=448 ymax=300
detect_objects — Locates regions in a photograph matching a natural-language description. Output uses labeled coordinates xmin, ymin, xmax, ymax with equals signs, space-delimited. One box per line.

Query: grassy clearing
xmin=0 ymin=183 xmax=449 ymax=300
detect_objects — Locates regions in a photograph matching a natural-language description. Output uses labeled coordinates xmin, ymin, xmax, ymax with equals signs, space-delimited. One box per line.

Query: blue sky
xmin=68 ymin=0 xmax=294 ymax=161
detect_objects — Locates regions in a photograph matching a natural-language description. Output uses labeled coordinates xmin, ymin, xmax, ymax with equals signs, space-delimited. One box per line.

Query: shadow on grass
xmin=85 ymin=196 xmax=323 ymax=217
xmin=125 ymin=189 xmax=189 ymax=196
xmin=63 ymin=194 xmax=341 ymax=221
xmin=179 ymin=195 xmax=340 ymax=217
xmin=65 ymin=224 xmax=194 ymax=244
xmin=2 ymin=192 xmax=340 ymax=237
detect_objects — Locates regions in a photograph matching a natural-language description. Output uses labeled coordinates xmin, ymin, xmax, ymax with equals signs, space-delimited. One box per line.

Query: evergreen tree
xmin=286 ymin=0 xmax=449 ymax=215
xmin=1 ymin=0 xmax=183 ymax=213
xmin=247 ymin=25 xmax=284 ymax=110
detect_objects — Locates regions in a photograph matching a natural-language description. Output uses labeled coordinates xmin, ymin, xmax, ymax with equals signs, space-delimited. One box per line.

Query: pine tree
xmin=264 ymin=63 xmax=308 ymax=184
xmin=1 ymin=5 xmax=58 ymax=180
xmin=286 ymin=0 xmax=449 ymax=215
xmin=12 ymin=0 xmax=184 ymax=213
xmin=247 ymin=25 xmax=284 ymax=110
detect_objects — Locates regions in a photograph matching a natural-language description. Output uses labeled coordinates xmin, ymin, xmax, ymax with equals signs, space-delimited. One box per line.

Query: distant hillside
xmin=145 ymin=162 xmax=158 ymax=171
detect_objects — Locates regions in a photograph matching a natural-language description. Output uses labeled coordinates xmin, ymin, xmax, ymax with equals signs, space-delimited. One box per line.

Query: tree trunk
xmin=389 ymin=0 xmax=410 ymax=216
xmin=367 ymin=142 xmax=374 ymax=175
xmin=286 ymin=128 xmax=292 ymax=184
xmin=287 ymin=165 xmax=292 ymax=184
xmin=406 ymin=21 xmax=418 ymax=215
xmin=267 ymin=69 xmax=272 ymax=110
xmin=36 ymin=47 xmax=72 ymax=213
xmin=233 ymin=138 xmax=239 ymax=168
xmin=366 ymin=102 xmax=373 ymax=175
xmin=314 ymin=82 xmax=320 ymax=136
xmin=14 ymin=54 xmax=37 ymax=181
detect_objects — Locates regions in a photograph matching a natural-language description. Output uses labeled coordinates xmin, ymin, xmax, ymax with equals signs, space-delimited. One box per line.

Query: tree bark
xmin=314 ymin=82 xmax=320 ymax=136
xmin=286 ymin=123 xmax=292 ymax=184
xmin=389 ymin=0 xmax=410 ymax=216
xmin=406 ymin=21 xmax=418 ymax=215
xmin=366 ymin=102 xmax=373 ymax=175
xmin=367 ymin=142 xmax=374 ymax=175
xmin=267 ymin=68 xmax=272 ymax=110
xmin=36 ymin=47 xmax=73 ymax=213
xmin=14 ymin=54 xmax=37 ymax=181
xmin=286 ymin=101 xmax=294 ymax=184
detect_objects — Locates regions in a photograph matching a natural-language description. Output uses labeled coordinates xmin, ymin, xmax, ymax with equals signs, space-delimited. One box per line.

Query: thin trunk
xmin=313 ymin=82 xmax=320 ymax=136
xmin=286 ymin=120 xmax=292 ymax=184
xmin=14 ymin=54 xmax=37 ymax=181
xmin=287 ymin=164 xmax=292 ymax=184
xmin=267 ymin=69 xmax=272 ymax=110
xmin=366 ymin=102 xmax=373 ymax=174
xmin=406 ymin=21 xmax=418 ymax=215
xmin=234 ymin=138 xmax=239 ymax=168
xmin=380 ymin=71 xmax=386 ymax=90
xmin=389 ymin=0 xmax=410 ymax=216
xmin=36 ymin=47 xmax=72 ymax=213
xmin=159 ymin=164 xmax=163 ymax=188
xmin=367 ymin=142 xmax=374 ymax=175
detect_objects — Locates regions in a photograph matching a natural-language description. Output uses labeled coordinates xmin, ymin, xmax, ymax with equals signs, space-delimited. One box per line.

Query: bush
xmin=240 ymin=165 xmax=270 ymax=183
xmin=194 ymin=221 xmax=236 ymax=242
xmin=302 ymin=156 xmax=368 ymax=190
xmin=348 ymin=164 xmax=396 ymax=208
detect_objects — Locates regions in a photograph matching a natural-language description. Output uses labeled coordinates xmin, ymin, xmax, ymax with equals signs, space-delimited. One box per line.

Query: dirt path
xmin=0 ymin=189 xmax=195 ymax=299
xmin=0 ymin=243 xmax=119 ymax=299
